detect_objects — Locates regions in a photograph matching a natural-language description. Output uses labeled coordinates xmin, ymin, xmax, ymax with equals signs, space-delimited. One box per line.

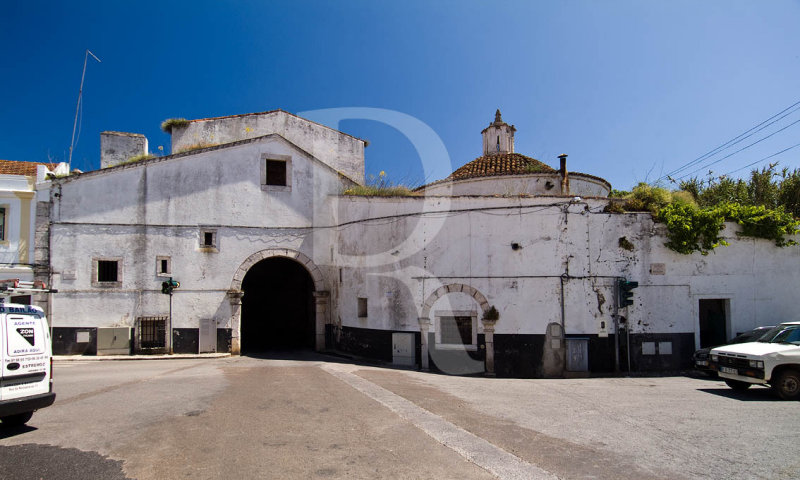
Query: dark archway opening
xmin=241 ymin=257 xmax=315 ymax=353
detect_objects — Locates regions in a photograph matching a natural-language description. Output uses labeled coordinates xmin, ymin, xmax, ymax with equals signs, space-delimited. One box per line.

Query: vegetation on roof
xmin=606 ymin=166 xmax=800 ymax=255
xmin=343 ymin=171 xmax=418 ymax=197
xmin=176 ymin=142 xmax=220 ymax=154
xmin=109 ymin=153 xmax=155 ymax=167
xmin=160 ymin=118 xmax=190 ymax=134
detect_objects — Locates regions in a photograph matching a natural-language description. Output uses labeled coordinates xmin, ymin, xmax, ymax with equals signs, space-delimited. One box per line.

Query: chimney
xmin=100 ymin=131 xmax=148 ymax=168
xmin=558 ymin=154 xmax=569 ymax=195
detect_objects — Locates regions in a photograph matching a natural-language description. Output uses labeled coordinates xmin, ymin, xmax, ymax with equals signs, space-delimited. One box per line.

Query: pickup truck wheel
xmin=772 ymin=369 xmax=800 ymax=400
xmin=0 ymin=411 xmax=33 ymax=427
xmin=724 ymin=379 xmax=751 ymax=391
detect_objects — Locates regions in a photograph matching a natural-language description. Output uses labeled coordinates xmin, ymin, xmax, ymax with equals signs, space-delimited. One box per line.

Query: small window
xmin=358 ymin=297 xmax=368 ymax=318
xmin=156 ymin=256 xmax=171 ymax=276
xmin=92 ymin=257 xmax=123 ymax=287
xmin=199 ymin=229 xmax=218 ymax=251
xmin=266 ymin=160 xmax=287 ymax=186
xmin=260 ymin=154 xmax=292 ymax=191
xmin=98 ymin=260 xmax=119 ymax=282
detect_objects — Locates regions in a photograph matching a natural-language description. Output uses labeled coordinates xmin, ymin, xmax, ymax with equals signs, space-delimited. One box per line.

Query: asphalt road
xmin=1 ymin=353 xmax=798 ymax=479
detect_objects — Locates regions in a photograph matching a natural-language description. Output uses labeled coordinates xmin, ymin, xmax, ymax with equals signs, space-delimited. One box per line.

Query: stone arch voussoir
xmin=420 ymin=283 xmax=490 ymax=320
xmin=230 ymin=248 xmax=326 ymax=292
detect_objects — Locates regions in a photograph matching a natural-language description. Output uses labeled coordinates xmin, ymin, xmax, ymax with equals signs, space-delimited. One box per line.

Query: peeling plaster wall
xmin=330 ymin=195 xmax=800 ymax=349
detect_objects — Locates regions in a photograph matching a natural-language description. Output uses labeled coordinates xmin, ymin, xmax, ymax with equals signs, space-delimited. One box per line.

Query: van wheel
xmin=1 ymin=412 xmax=33 ymax=427
xmin=772 ymin=369 xmax=800 ymax=400
xmin=724 ymin=379 xmax=751 ymax=391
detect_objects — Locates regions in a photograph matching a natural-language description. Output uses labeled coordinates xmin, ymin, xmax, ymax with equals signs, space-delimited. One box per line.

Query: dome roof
xmin=447 ymin=153 xmax=555 ymax=181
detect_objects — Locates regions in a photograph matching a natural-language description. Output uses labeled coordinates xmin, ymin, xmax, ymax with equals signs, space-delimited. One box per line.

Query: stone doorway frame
xmin=227 ymin=248 xmax=329 ymax=355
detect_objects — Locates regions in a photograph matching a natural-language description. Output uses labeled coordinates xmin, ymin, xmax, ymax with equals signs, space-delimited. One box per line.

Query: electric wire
xmin=719 ymin=141 xmax=800 ymax=177
xmin=675 ymin=117 xmax=800 ymax=181
xmin=658 ymin=100 xmax=800 ymax=182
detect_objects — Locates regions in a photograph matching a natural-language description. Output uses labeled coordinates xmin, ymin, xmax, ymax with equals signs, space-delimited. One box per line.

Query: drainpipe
xmin=559 ymin=154 xmax=569 ymax=195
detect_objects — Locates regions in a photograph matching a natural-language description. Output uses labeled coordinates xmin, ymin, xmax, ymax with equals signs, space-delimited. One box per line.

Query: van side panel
xmin=2 ymin=312 xmax=51 ymax=401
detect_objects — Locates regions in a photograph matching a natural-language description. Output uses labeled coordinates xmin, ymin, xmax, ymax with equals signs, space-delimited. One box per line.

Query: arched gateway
xmin=227 ymin=249 xmax=329 ymax=355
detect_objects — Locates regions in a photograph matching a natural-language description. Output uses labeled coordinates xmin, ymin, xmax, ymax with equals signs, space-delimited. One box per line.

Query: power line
xmin=720 ymin=141 xmax=800 ymax=177
xmin=658 ymin=99 xmax=800 ymax=182
xmin=675 ymin=117 xmax=800 ymax=180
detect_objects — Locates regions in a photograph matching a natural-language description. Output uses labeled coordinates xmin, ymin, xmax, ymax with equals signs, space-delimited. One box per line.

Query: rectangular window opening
xmin=357 ymin=297 xmax=368 ymax=318
xmin=440 ymin=316 xmax=473 ymax=345
xmin=266 ymin=160 xmax=287 ymax=186
xmin=97 ymin=260 xmax=119 ymax=282
xmin=157 ymin=256 xmax=171 ymax=276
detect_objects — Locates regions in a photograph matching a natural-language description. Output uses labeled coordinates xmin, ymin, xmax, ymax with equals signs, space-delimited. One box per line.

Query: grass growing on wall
xmin=343 ymin=171 xmax=418 ymax=197
xmin=109 ymin=153 xmax=155 ymax=167
xmin=160 ymin=118 xmax=190 ymax=133
xmin=176 ymin=142 xmax=220 ymax=154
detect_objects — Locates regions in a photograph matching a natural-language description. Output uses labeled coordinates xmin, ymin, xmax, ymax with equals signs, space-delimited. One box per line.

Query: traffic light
xmin=618 ymin=279 xmax=638 ymax=307
xmin=161 ymin=278 xmax=180 ymax=295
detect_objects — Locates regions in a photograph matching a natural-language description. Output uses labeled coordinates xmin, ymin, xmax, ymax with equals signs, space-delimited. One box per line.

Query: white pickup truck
xmin=709 ymin=322 xmax=800 ymax=400
xmin=0 ymin=299 xmax=56 ymax=426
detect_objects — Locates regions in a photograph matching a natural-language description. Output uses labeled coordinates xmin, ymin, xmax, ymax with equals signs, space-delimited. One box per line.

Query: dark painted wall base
xmin=52 ymin=327 xmax=233 ymax=355
xmin=53 ymin=327 xmax=97 ymax=355
xmin=173 ymin=328 xmax=198 ymax=354
xmin=330 ymin=325 xmax=695 ymax=378
xmin=217 ymin=328 xmax=232 ymax=353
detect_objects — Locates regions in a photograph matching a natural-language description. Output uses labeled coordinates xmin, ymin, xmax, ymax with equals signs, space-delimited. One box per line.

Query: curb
xmin=54 ymin=353 xmax=231 ymax=362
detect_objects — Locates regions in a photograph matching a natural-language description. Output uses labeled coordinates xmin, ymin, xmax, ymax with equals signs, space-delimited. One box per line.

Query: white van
xmin=0 ymin=286 xmax=56 ymax=426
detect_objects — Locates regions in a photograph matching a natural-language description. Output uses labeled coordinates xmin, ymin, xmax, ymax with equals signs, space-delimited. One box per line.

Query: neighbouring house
xmin=0 ymin=159 xmax=63 ymax=305
xmin=41 ymin=109 xmax=800 ymax=376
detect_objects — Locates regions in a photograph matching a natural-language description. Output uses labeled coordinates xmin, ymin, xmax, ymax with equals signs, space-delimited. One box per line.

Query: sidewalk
xmin=54 ymin=352 xmax=231 ymax=362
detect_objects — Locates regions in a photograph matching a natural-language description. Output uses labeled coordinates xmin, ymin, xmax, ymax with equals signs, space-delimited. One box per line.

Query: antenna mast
xmin=68 ymin=49 xmax=101 ymax=170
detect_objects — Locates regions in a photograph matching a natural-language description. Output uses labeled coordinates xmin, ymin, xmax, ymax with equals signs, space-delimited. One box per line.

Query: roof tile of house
xmin=448 ymin=153 xmax=555 ymax=181
xmin=0 ymin=159 xmax=52 ymax=177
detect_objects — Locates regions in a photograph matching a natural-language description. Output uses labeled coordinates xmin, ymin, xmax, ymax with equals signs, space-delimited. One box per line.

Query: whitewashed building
xmin=0 ymin=160 xmax=63 ymax=305
xmin=41 ymin=110 xmax=800 ymax=376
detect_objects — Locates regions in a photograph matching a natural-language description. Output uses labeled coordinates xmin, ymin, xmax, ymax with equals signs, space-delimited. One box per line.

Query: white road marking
xmin=322 ymin=364 xmax=558 ymax=480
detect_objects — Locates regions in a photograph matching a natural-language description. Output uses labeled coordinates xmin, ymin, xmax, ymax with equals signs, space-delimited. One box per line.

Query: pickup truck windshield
xmin=757 ymin=325 xmax=800 ymax=344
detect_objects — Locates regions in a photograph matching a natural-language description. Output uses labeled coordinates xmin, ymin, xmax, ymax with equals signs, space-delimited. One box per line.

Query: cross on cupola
xmin=481 ymin=109 xmax=516 ymax=155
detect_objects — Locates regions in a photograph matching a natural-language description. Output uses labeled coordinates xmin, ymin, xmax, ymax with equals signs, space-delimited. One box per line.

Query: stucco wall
xmin=48 ymin=136 xmax=347 ymax=331
xmin=170 ymin=110 xmax=365 ymax=184
xmin=422 ymin=173 xmax=610 ymax=197
xmin=329 ymin=195 xmax=800 ymax=350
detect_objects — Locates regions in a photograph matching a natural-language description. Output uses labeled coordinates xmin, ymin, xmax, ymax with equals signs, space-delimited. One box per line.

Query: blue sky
xmin=2 ymin=0 xmax=799 ymax=190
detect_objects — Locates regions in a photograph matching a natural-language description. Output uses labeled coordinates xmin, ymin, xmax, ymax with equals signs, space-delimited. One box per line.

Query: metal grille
xmin=137 ymin=316 xmax=167 ymax=350
xmin=718 ymin=355 xmax=750 ymax=369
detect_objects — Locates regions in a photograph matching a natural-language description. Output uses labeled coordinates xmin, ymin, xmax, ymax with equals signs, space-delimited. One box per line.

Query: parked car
xmin=709 ymin=322 xmax=800 ymax=400
xmin=693 ymin=326 xmax=774 ymax=375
